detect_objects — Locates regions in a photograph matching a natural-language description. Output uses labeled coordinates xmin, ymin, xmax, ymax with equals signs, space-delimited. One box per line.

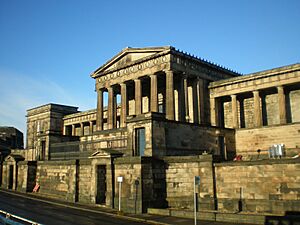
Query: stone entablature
xmin=27 ymin=103 xmax=78 ymax=117
xmin=63 ymin=109 xmax=97 ymax=125
xmin=92 ymin=47 xmax=240 ymax=89
xmin=208 ymin=63 xmax=300 ymax=129
xmin=209 ymin=63 xmax=300 ymax=97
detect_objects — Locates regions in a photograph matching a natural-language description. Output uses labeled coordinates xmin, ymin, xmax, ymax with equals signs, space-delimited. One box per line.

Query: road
xmin=0 ymin=190 xmax=259 ymax=225
xmin=0 ymin=191 xmax=147 ymax=225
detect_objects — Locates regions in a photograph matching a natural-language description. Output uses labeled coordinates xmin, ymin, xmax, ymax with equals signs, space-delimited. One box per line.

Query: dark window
xmin=135 ymin=128 xmax=145 ymax=156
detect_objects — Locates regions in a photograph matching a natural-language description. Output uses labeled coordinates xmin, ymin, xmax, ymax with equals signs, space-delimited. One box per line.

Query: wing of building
xmin=1 ymin=46 xmax=300 ymax=218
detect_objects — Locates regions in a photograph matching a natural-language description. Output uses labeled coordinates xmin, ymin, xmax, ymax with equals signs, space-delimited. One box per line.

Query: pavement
xmin=0 ymin=188 xmax=255 ymax=225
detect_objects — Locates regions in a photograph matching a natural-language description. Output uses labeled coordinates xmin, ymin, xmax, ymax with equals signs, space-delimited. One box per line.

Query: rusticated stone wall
xmin=78 ymin=159 xmax=92 ymax=203
xmin=215 ymin=159 xmax=300 ymax=214
xmin=17 ymin=161 xmax=36 ymax=192
xmin=235 ymin=123 xmax=300 ymax=158
xmin=36 ymin=160 xmax=77 ymax=201
xmin=113 ymin=157 xmax=144 ymax=213
xmin=162 ymin=155 xmax=215 ymax=210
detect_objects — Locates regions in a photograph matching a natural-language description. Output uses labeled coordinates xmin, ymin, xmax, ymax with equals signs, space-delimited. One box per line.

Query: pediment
xmin=91 ymin=46 xmax=171 ymax=77
xmin=89 ymin=149 xmax=123 ymax=158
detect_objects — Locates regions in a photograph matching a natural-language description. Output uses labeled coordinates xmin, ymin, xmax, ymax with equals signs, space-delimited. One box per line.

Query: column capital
xmin=277 ymin=85 xmax=284 ymax=91
xmin=182 ymin=72 xmax=188 ymax=79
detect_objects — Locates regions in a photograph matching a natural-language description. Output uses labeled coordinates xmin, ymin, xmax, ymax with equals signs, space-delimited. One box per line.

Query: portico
xmin=92 ymin=47 xmax=239 ymax=132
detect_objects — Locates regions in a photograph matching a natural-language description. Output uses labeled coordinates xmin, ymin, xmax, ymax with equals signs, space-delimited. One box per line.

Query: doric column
xmin=165 ymin=70 xmax=175 ymax=120
xmin=72 ymin=124 xmax=75 ymax=136
xmin=178 ymin=76 xmax=185 ymax=121
xmin=192 ymin=79 xmax=199 ymax=124
xmin=113 ymin=94 xmax=117 ymax=128
xmin=197 ymin=78 xmax=205 ymax=124
xmin=150 ymin=74 xmax=158 ymax=112
xmin=89 ymin=121 xmax=93 ymax=135
xmin=63 ymin=126 xmax=66 ymax=135
xmin=80 ymin=123 xmax=84 ymax=136
xmin=183 ymin=74 xmax=189 ymax=122
xmin=107 ymin=86 xmax=115 ymax=129
xmin=277 ymin=86 xmax=287 ymax=124
xmin=120 ymin=83 xmax=127 ymax=127
xmin=253 ymin=90 xmax=262 ymax=127
xmin=210 ymin=97 xmax=219 ymax=126
xmin=96 ymin=89 xmax=103 ymax=131
xmin=231 ymin=94 xmax=238 ymax=128
xmin=135 ymin=78 xmax=142 ymax=115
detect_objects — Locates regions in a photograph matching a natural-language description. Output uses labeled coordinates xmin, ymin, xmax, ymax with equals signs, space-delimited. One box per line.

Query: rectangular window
xmin=135 ymin=128 xmax=145 ymax=156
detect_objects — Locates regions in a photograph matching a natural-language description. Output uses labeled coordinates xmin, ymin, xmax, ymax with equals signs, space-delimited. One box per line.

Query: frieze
xmin=210 ymin=70 xmax=300 ymax=98
xmin=171 ymin=54 xmax=231 ymax=80
xmin=97 ymin=55 xmax=168 ymax=84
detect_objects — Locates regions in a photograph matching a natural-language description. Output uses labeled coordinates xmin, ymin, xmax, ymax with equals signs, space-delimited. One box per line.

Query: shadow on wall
xmin=265 ymin=211 xmax=300 ymax=225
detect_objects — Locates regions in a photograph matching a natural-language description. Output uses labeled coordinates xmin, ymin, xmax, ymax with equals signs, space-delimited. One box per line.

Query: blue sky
xmin=0 ymin=0 xmax=299 ymax=137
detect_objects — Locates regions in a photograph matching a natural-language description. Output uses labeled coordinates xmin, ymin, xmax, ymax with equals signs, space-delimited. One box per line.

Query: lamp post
xmin=194 ymin=176 xmax=201 ymax=225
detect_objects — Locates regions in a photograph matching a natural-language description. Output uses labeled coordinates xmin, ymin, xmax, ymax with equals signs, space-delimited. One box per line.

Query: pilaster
xmin=231 ymin=94 xmax=238 ymax=128
xmin=253 ymin=90 xmax=262 ymax=127
xmin=277 ymin=86 xmax=287 ymax=124
xmin=80 ymin=123 xmax=84 ymax=136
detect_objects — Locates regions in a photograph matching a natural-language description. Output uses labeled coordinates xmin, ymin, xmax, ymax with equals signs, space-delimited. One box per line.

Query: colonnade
xmin=210 ymin=85 xmax=288 ymax=128
xmin=96 ymin=70 xmax=207 ymax=131
xmin=63 ymin=121 xmax=95 ymax=136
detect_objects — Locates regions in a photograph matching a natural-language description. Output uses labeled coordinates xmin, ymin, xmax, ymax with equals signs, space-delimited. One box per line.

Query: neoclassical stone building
xmin=1 ymin=46 xmax=300 ymax=218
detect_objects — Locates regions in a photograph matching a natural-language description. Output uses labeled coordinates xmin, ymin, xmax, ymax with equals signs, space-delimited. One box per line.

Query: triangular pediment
xmin=91 ymin=46 xmax=171 ymax=77
xmin=89 ymin=149 xmax=123 ymax=158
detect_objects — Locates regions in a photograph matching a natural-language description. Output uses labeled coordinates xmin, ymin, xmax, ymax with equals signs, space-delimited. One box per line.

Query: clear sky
xmin=0 ymin=0 xmax=299 ymax=137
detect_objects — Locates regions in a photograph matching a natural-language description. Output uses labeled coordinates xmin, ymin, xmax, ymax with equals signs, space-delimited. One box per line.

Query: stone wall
xmin=162 ymin=155 xmax=215 ymax=210
xmin=113 ymin=157 xmax=143 ymax=213
xmin=36 ymin=160 xmax=77 ymax=201
xmin=17 ymin=161 xmax=36 ymax=192
xmin=162 ymin=121 xmax=236 ymax=159
xmin=78 ymin=159 xmax=92 ymax=203
xmin=235 ymin=122 xmax=300 ymax=158
xmin=215 ymin=159 xmax=300 ymax=214
xmin=0 ymin=162 xmax=2 ymax=187
xmin=80 ymin=129 xmax=128 ymax=154
xmin=1 ymin=163 xmax=8 ymax=188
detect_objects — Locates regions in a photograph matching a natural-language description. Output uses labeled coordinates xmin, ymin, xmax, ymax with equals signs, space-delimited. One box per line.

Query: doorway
xmin=96 ymin=165 xmax=106 ymax=204
xmin=8 ymin=165 xmax=13 ymax=189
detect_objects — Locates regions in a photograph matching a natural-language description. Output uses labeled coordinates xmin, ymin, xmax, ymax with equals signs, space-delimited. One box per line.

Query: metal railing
xmin=0 ymin=210 xmax=42 ymax=225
